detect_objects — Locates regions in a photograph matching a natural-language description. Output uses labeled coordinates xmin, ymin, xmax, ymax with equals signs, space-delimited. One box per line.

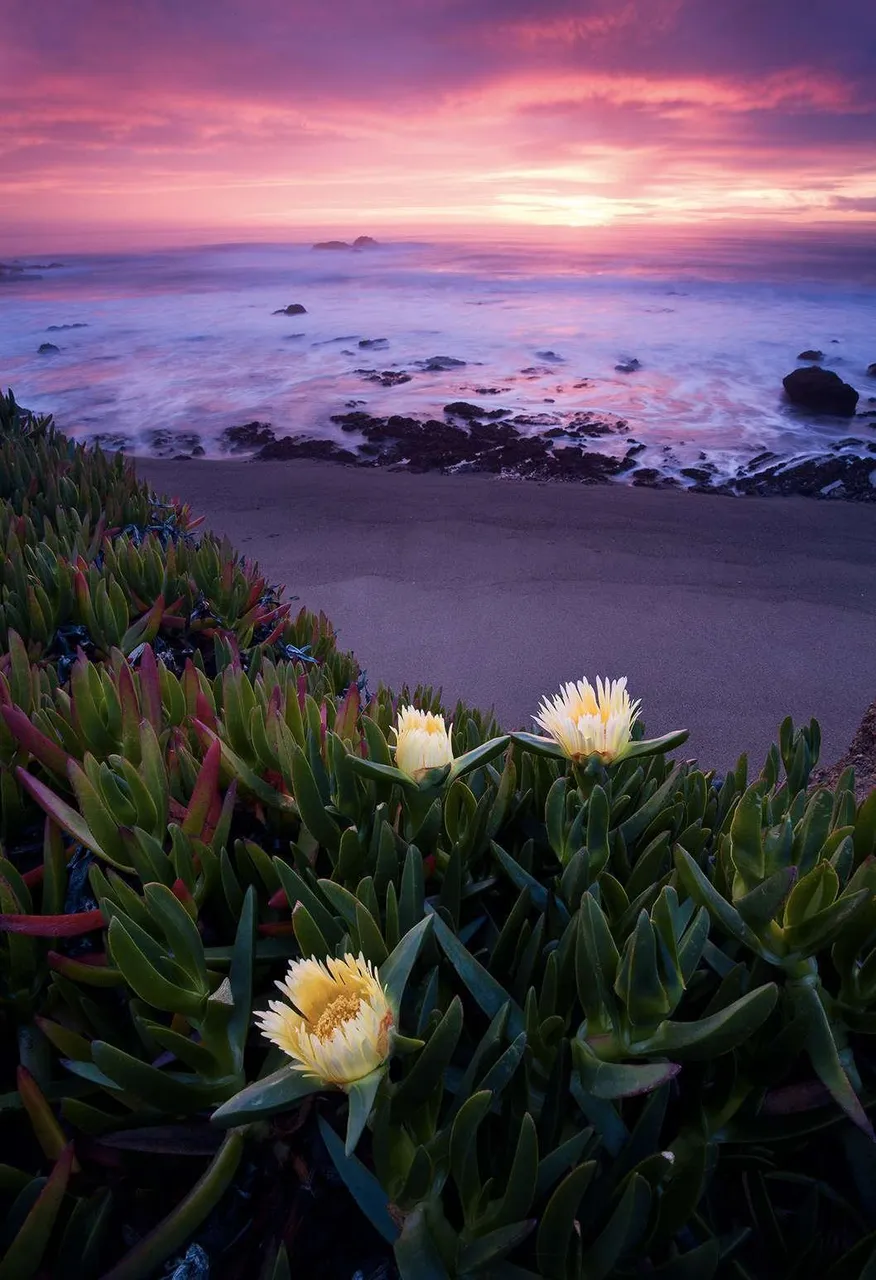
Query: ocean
xmin=2 ymin=233 xmax=875 ymax=489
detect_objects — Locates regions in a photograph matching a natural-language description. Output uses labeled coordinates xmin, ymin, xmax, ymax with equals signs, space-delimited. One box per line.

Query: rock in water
xmin=312 ymin=240 xmax=351 ymax=250
xmin=444 ymin=401 xmax=510 ymax=420
xmin=221 ymin=422 xmax=277 ymax=452
xmin=38 ymin=342 xmax=60 ymax=354
xmin=782 ymin=367 xmax=859 ymax=416
xmin=615 ymin=358 xmax=641 ymax=373
xmin=353 ymin=236 xmax=378 ymax=248
xmin=797 ymin=349 xmax=824 ymax=361
xmin=416 ymin=355 xmax=467 ymax=371
xmin=273 ymin=303 xmax=307 ymax=315
xmin=867 ymin=362 xmax=876 ymax=377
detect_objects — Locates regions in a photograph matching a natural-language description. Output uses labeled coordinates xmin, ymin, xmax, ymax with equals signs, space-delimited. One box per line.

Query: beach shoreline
xmin=5 ymin=238 xmax=875 ymax=500
xmin=136 ymin=456 xmax=876 ymax=773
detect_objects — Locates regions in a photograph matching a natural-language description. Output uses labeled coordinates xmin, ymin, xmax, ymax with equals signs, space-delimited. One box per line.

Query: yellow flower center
xmin=313 ymin=992 xmax=361 ymax=1041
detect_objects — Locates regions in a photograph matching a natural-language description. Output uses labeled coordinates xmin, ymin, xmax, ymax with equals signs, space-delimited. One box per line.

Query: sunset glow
xmin=1 ymin=0 xmax=874 ymax=249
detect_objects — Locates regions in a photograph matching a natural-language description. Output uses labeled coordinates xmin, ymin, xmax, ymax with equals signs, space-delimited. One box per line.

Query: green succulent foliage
xmin=2 ymin=391 xmax=876 ymax=1278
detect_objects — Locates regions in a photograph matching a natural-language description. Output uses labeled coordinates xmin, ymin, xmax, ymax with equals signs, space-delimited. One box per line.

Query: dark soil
xmin=811 ymin=699 xmax=876 ymax=800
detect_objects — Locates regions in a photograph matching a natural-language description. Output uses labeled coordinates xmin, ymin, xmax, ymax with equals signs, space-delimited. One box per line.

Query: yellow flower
xmin=255 ymin=953 xmax=394 ymax=1088
xmin=534 ymin=676 xmax=641 ymax=763
xmin=392 ymin=706 xmax=454 ymax=780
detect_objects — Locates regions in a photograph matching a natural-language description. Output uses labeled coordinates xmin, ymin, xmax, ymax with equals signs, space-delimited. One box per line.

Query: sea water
xmin=1 ymin=234 xmax=874 ymax=487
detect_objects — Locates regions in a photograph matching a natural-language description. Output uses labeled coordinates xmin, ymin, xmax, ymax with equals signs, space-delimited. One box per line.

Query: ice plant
xmin=534 ymin=676 xmax=641 ymax=763
xmin=255 ymin=953 xmax=394 ymax=1088
xmin=392 ymin=705 xmax=454 ymax=780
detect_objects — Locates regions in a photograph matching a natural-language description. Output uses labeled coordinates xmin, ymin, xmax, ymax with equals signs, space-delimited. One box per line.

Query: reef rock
xmin=615 ymin=358 xmax=641 ymax=374
xmin=353 ymin=236 xmax=378 ymax=248
xmin=797 ymin=349 xmax=824 ymax=361
xmin=38 ymin=342 xmax=60 ymax=354
xmin=312 ymin=240 xmax=351 ymax=251
xmin=273 ymin=303 xmax=307 ymax=315
xmin=782 ymin=367 xmax=859 ymax=416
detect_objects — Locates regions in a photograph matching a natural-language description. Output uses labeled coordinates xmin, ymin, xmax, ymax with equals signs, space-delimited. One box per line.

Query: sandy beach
xmin=137 ymin=458 xmax=876 ymax=773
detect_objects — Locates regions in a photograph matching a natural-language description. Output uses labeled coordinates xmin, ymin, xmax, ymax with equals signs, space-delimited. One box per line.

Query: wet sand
xmin=137 ymin=458 xmax=876 ymax=772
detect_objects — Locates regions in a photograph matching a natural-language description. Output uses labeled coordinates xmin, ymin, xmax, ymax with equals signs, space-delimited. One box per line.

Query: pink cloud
xmin=0 ymin=0 xmax=873 ymax=243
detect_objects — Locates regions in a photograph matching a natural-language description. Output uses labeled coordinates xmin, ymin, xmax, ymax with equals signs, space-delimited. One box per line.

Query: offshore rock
xmin=273 ymin=303 xmax=307 ymax=315
xmin=797 ymin=349 xmax=824 ymax=361
xmin=38 ymin=342 xmax=60 ymax=354
xmin=782 ymin=367 xmax=859 ymax=416
xmin=416 ymin=355 xmax=467 ymax=371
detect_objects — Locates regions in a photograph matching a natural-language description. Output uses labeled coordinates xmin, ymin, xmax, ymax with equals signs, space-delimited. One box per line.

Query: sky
xmin=1 ymin=0 xmax=875 ymax=248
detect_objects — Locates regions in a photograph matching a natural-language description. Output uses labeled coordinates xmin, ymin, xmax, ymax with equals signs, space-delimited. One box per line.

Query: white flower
xmin=255 ymin=953 xmax=394 ymax=1088
xmin=534 ymin=676 xmax=641 ymax=763
xmin=391 ymin=706 xmax=454 ymax=781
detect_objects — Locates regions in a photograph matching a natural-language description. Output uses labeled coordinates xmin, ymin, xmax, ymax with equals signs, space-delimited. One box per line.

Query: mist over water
xmin=2 ymin=232 xmax=875 ymax=487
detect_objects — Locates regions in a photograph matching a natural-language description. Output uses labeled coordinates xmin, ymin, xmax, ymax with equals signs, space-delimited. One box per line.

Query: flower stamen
xmin=314 ymin=992 xmax=362 ymax=1041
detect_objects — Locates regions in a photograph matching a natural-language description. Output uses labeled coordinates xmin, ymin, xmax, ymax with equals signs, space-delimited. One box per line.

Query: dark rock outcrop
xmin=416 ymin=355 xmax=466 ymax=371
xmin=257 ymin=437 xmax=359 ymax=463
xmin=782 ymin=367 xmax=859 ymax=416
xmin=353 ymin=236 xmax=378 ymax=248
xmin=735 ymin=452 xmax=876 ymax=500
xmin=615 ymin=358 xmax=641 ymax=374
xmin=309 ymin=411 xmax=633 ymax=481
xmin=797 ymin=349 xmax=824 ymax=361
xmin=444 ymin=401 xmax=510 ymax=421
xmin=38 ymin=342 xmax=60 ymax=354
xmin=47 ymin=323 xmax=88 ymax=331
xmin=867 ymin=363 xmax=876 ymax=378
xmin=221 ymin=422 xmax=277 ymax=452
xmin=356 ymin=369 xmax=411 ymax=387
xmin=358 ymin=338 xmax=389 ymax=350
xmin=312 ymin=241 xmax=350 ymax=251
xmin=273 ymin=304 xmax=307 ymax=315
xmin=147 ymin=430 xmax=203 ymax=458
xmin=535 ymin=350 xmax=564 ymax=362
